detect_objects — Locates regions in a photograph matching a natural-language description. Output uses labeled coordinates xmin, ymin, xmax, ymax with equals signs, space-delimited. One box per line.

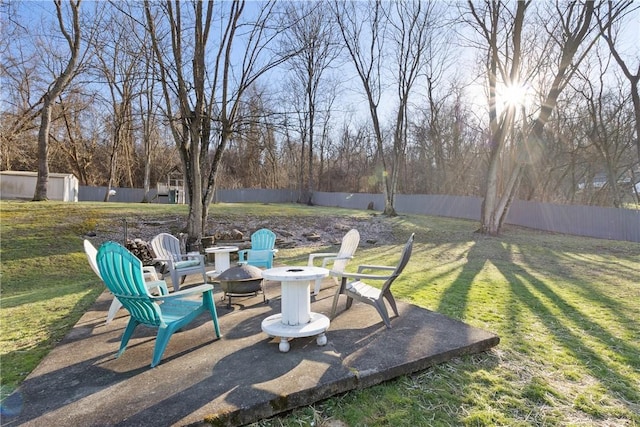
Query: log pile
xmin=213 ymin=229 xmax=244 ymax=241
xmin=125 ymin=239 xmax=155 ymax=265
xmin=303 ymin=232 xmax=321 ymax=242
xmin=276 ymin=238 xmax=296 ymax=249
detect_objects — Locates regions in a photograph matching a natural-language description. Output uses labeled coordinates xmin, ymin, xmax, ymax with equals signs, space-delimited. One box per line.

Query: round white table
xmin=261 ymin=266 xmax=330 ymax=352
xmin=205 ymin=246 xmax=239 ymax=278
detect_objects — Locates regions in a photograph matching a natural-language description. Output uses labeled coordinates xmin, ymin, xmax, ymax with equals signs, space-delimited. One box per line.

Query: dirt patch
xmin=93 ymin=212 xmax=397 ymax=250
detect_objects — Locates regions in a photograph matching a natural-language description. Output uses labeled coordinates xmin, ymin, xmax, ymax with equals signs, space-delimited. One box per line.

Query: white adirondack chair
xmin=307 ymin=229 xmax=360 ymax=295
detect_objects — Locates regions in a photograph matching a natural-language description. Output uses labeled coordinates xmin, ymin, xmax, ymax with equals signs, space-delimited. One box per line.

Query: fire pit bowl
xmin=214 ymin=264 xmax=266 ymax=308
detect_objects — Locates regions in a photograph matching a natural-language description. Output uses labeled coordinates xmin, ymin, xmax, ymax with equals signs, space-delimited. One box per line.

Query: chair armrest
xmin=356 ymin=264 xmax=396 ymax=273
xmin=321 ymin=256 xmax=338 ymax=268
xmin=142 ymin=266 xmax=159 ymax=281
xmin=308 ymin=252 xmax=339 ymax=266
xmin=322 ymin=255 xmax=354 ymax=268
xmin=151 ymin=284 xmax=214 ymax=301
xmin=330 ymin=270 xmax=394 ymax=281
xmin=153 ymin=257 xmax=175 ymax=266
xmin=178 ymin=253 xmax=205 ymax=262
xmin=144 ymin=280 xmax=169 ymax=295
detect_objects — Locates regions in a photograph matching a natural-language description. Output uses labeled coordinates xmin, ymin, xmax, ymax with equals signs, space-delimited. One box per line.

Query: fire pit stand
xmin=212 ymin=264 xmax=267 ymax=308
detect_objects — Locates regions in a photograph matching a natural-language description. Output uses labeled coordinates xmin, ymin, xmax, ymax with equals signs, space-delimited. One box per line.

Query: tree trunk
xmin=306 ymin=101 xmax=315 ymax=206
xmin=33 ymin=99 xmax=53 ymax=201
xmin=33 ymin=0 xmax=82 ymax=201
xmin=473 ymin=0 xmax=597 ymax=235
xmin=631 ymin=80 xmax=640 ymax=163
xmin=479 ymin=108 xmax=516 ymax=235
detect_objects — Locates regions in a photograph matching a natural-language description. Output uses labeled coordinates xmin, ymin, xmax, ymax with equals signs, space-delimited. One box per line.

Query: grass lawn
xmin=1 ymin=201 xmax=638 ymax=426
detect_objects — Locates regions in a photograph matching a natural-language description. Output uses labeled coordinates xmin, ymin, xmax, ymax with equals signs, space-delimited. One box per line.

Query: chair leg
xmin=383 ymin=291 xmax=399 ymax=317
xmin=171 ymin=271 xmax=180 ymax=292
xmin=151 ymin=326 xmax=174 ymax=368
xmin=106 ymin=296 xmax=122 ymax=324
xmin=203 ymin=290 xmax=221 ymax=338
xmin=261 ymin=281 xmax=269 ymax=305
xmin=375 ymin=301 xmax=392 ymax=328
xmin=330 ymin=277 xmax=347 ymax=319
xmin=117 ymin=318 xmax=140 ymax=358
xmin=345 ymin=296 xmax=354 ymax=310
xmin=313 ymin=278 xmax=322 ymax=296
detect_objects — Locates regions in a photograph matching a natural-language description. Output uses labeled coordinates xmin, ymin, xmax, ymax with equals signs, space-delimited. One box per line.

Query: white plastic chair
xmin=150 ymin=233 xmax=207 ymax=292
xmin=83 ymin=239 xmax=168 ymax=324
xmin=307 ymin=229 xmax=360 ymax=295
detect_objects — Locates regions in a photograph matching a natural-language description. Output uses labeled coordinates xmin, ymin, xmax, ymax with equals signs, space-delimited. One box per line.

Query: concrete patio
xmin=2 ymin=273 xmax=499 ymax=426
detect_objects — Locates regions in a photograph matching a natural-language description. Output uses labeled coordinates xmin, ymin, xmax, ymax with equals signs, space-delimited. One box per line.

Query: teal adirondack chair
xmin=237 ymin=228 xmax=278 ymax=269
xmin=83 ymin=239 xmax=168 ymax=325
xmin=97 ymin=241 xmax=221 ymax=368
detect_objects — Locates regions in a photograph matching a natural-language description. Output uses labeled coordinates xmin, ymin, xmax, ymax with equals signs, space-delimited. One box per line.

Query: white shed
xmin=0 ymin=171 xmax=79 ymax=202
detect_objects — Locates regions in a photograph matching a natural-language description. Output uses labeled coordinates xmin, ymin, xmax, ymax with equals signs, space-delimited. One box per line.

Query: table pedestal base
xmin=261 ymin=312 xmax=330 ymax=352
xmin=204 ymin=246 xmax=239 ymax=279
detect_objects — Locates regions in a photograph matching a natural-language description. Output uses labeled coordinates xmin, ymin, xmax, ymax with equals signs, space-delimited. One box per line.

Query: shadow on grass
xmin=436 ymin=236 xmax=640 ymax=418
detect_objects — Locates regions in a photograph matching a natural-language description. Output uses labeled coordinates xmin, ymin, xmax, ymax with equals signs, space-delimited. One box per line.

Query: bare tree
xmin=331 ymin=1 xmax=391 ymax=212
xmin=33 ymin=0 xmax=83 ymax=201
xmin=0 ymin=3 xmax=43 ymax=171
xmin=49 ymin=89 xmax=98 ymax=185
xmin=324 ymin=120 xmax=377 ymax=192
xmin=598 ymin=1 xmax=640 ymax=163
xmin=222 ymin=84 xmax=278 ymax=189
xmin=145 ymin=0 xmax=293 ymax=246
xmin=138 ymin=46 xmax=161 ymax=203
xmin=91 ymin=5 xmax=149 ymax=200
xmin=333 ymin=0 xmax=440 ymax=215
xmin=574 ymin=50 xmax=637 ymax=207
xmin=385 ymin=0 xmax=443 ymax=206
xmin=109 ymin=2 xmax=172 ymax=202
xmin=282 ymin=2 xmax=342 ymax=204
xmin=464 ymin=0 xmax=618 ymax=235
xmin=410 ymin=81 xmax=484 ymax=195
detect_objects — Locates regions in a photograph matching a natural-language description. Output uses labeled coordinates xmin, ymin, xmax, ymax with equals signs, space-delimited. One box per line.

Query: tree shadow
xmin=436 ymin=236 xmax=640 ymax=416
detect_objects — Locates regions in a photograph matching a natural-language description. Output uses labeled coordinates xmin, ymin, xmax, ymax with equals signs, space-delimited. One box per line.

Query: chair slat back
xmin=98 ymin=241 xmax=162 ymax=326
xmin=333 ymin=229 xmax=360 ymax=272
xmin=83 ymin=239 xmax=102 ymax=279
xmin=380 ymin=233 xmax=414 ymax=294
xmin=251 ymin=228 xmax=276 ymax=250
xmin=247 ymin=249 xmax=272 ymax=263
xmin=151 ymin=233 xmax=182 ymax=262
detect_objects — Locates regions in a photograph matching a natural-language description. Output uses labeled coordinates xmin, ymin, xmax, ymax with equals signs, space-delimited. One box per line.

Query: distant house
xmin=578 ymin=171 xmax=640 ymax=193
xmin=577 ymin=173 xmax=608 ymax=190
xmin=0 ymin=171 xmax=79 ymax=202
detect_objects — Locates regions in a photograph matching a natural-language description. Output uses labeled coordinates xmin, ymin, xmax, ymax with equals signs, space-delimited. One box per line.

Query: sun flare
xmin=498 ymin=82 xmax=530 ymax=108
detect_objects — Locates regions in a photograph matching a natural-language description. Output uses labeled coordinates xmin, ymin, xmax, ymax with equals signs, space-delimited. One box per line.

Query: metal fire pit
xmin=215 ymin=264 xmax=267 ymax=308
